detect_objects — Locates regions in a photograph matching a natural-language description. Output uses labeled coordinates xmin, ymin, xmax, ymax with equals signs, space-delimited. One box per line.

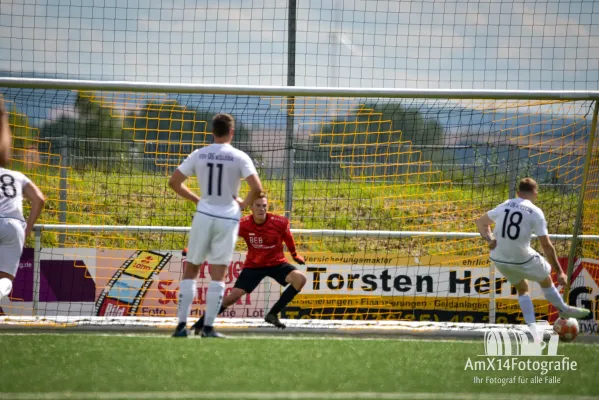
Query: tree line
xmin=14 ymin=91 xmax=444 ymax=176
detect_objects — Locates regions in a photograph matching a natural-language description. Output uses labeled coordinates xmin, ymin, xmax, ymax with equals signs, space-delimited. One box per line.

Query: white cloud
xmin=0 ymin=0 xmax=598 ymax=90
xmin=47 ymin=105 xmax=79 ymax=121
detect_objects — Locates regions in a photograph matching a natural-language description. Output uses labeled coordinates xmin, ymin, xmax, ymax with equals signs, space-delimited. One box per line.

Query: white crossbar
xmin=3 ymin=77 xmax=599 ymax=100
xmin=32 ymin=224 xmax=599 ymax=240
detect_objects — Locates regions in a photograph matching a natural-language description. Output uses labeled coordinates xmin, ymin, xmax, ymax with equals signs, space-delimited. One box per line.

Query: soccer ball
xmin=553 ymin=317 xmax=579 ymax=342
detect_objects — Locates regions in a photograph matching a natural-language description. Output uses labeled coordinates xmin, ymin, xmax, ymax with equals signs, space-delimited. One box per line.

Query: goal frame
xmin=1 ymin=77 xmax=599 ymax=336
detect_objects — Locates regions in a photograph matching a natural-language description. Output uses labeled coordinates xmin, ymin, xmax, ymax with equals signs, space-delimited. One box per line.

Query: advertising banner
xmin=95 ymin=250 xmax=172 ymax=316
xmin=3 ymin=249 xmax=598 ymax=335
xmin=283 ymin=254 xmax=547 ymax=323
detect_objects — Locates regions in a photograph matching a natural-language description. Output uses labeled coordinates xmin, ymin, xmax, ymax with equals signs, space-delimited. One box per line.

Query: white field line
xmin=1 ymin=392 xmax=598 ymax=400
xmin=0 ymin=332 xmax=478 ymax=343
xmin=4 ymin=331 xmax=598 ymax=345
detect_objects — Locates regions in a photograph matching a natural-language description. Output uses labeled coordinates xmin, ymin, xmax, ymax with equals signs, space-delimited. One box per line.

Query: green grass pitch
xmin=0 ymin=333 xmax=597 ymax=399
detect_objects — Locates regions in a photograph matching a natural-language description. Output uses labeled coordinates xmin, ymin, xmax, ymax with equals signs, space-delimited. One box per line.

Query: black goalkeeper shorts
xmin=234 ymin=263 xmax=297 ymax=294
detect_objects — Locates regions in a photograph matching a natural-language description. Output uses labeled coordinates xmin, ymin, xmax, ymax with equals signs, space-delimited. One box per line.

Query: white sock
xmin=518 ymin=294 xmax=536 ymax=325
xmin=518 ymin=295 xmax=541 ymax=343
xmin=204 ymin=280 xmax=225 ymax=328
xmin=0 ymin=278 xmax=12 ymax=300
xmin=177 ymin=279 xmax=196 ymax=324
xmin=542 ymin=285 xmax=569 ymax=312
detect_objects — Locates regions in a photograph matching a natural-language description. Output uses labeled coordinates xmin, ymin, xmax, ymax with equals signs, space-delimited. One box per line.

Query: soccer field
xmin=0 ymin=333 xmax=598 ymax=400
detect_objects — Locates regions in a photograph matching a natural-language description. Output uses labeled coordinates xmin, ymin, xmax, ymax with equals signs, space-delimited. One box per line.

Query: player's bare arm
xmin=475 ymin=213 xmax=497 ymax=250
xmin=282 ymin=221 xmax=305 ymax=265
xmin=0 ymin=95 xmax=12 ymax=167
xmin=22 ymin=181 xmax=45 ymax=239
xmin=168 ymin=169 xmax=200 ymax=205
xmin=281 ymin=223 xmax=307 ymax=291
xmin=237 ymin=174 xmax=263 ymax=210
xmin=537 ymin=235 xmax=568 ymax=287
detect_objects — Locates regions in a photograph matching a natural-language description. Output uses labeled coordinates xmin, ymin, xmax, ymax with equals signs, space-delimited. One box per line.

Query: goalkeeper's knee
xmin=289 ymin=271 xmax=307 ymax=291
xmin=223 ymin=288 xmax=246 ymax=308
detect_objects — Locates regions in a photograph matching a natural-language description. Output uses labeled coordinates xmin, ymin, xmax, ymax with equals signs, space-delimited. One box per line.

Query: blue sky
xmin=1 ymin=0 xmax=598 ymax=90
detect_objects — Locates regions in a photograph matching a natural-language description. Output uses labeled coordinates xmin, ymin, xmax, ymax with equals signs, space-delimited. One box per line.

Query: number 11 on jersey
xmin=207 ymin=163 xmax=223 ymax=196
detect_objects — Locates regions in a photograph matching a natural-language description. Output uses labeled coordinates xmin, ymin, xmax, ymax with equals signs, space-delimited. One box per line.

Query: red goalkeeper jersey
xmin=238 ymin=213 xmax=297 ymax=268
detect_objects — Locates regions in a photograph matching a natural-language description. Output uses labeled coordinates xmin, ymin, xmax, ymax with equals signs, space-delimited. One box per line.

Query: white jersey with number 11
xmin=177 ymin=143 xmax=257 ymax=220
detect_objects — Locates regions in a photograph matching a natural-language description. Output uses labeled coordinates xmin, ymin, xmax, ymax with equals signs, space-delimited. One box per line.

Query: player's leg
xmin=192 ymin=287 xmax=247 ymax=335
xmin=538 ymin=276 xmax=590 ymax=318
xmin=201 ymin=263 xmax=228 ymax=338
xmin=494 ymin=261 xmax=542 ymax=342
xmin=265 ymin=264 xmax=307 ymax=329
xmin=0 ymin=220 xmax=25 ymax=302
xmin=529 ymin=256 xmax=590 ymax=319
xmin=0 ymin=271 xmax=14 ymax=301
xmin=512 ymin=279 xmax=543 ymax=342
xmin=192 ymin=266 xmax=262 ymax=335
xmin=173 ymin=214 xmax=212 ymax=337
xmin=201 ymin=218 xmax=240 ymax=338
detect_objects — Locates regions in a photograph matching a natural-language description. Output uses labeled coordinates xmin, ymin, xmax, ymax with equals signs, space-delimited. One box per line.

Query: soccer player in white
xmin=0 ymin=110 xmax=46 ymax=302
xmin=476 ymin=178 xmax=589 ymax=342
xmin=168 ymin=113 xmax=263 ymax=338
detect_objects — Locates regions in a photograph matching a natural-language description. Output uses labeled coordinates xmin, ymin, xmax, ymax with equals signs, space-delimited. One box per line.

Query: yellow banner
xmin=124 ymin=251 xmax=165 ymax=280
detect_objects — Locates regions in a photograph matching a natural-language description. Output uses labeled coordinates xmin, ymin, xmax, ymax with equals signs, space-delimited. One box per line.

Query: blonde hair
xmin=518 ymin=177 xmax=538 ymax=193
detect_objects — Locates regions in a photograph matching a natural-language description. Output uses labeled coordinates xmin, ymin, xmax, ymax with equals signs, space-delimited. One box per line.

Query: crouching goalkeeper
xmin=192 ymin=194 xmax=307 ymax=333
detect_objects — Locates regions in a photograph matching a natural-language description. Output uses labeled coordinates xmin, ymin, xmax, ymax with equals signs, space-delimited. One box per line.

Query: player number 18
xmin=501 ymin=209 xmax=522 ymax=240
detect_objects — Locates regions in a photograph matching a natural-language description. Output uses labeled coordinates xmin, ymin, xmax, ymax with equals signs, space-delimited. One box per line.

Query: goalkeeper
xmin=192 ymin=195 xmax=307 ymax=332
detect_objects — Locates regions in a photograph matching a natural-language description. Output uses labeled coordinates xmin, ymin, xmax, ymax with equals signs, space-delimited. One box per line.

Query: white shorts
xmin=0 ymin=219 xmax=25 ymax=277
xmin=492 ymin=254 xmax=551 ymax=284
xmin=186 ymin=212 xmax=239 ymax=266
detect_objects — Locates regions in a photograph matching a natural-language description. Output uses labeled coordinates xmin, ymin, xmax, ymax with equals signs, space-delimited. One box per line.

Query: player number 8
xmin=0 ymin=174 xmax=16 ymax=199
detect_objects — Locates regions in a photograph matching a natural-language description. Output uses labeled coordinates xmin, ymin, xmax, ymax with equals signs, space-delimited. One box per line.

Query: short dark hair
xmin=212 ymin=113 xmax=235 ymax=137
xmin=518 ymin=177 xmax=538 ymax=193
xmin=254 ymin=193 xmax=267 ymax=201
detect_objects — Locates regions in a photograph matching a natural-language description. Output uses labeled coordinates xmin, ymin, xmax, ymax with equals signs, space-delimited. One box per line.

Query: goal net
xmin=1 ymin=83 xmax=598 ymax=334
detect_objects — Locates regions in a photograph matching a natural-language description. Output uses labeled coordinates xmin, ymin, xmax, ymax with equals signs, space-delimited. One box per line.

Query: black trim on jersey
xmin=196 ymin=210 xmax=240 ymax=222
xmin=490 ymin=255 xmax=535 ymax=265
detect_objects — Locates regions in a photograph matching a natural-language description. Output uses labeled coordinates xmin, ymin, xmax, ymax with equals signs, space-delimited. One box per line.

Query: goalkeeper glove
xmin=291 ymin=253 xmax=305 ymax=265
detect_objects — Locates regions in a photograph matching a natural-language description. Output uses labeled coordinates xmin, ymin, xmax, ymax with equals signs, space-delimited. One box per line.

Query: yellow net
xmin=1 ymin=89 xmax=597 ymax=328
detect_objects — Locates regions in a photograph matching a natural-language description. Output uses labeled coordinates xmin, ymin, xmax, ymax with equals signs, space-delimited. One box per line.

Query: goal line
xmin=0 ymin=315 xmax=551 ymax=338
